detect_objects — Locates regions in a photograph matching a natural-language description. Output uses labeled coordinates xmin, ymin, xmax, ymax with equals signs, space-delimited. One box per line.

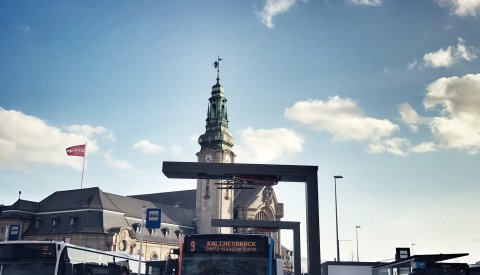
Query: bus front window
xmin=0 ymin=260 xmax=56 ymax=275
xmin=182 ymin=255 xmax=269 ymax=275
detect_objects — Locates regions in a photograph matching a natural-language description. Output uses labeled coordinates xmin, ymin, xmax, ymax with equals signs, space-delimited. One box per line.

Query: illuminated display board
xmin=183 ymin=234 xmax=269 ymax=255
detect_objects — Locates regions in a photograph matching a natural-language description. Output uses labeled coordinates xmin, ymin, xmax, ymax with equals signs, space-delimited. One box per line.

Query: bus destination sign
xmin=184 ymin=236 xmax=268 ymax=255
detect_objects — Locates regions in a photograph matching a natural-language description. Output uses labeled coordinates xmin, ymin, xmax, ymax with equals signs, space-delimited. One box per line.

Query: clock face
xmin=224 ymin=154 xmax=231 ymax=163
xmin=204 ymin=154 xmax=213 ymax=163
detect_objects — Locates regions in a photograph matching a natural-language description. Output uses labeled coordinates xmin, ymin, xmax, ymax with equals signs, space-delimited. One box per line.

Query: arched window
xmin=255 ymin=211 xmax=268 ymax=221
xmin=211 ymin=104 xmax=216 ymax=117
xmin=150 ymin=252 xmax=159 ymax=260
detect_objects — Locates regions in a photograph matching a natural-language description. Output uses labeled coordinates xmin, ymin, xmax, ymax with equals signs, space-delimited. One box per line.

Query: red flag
xmin=66 ymin=144 xmax=86 ymax=157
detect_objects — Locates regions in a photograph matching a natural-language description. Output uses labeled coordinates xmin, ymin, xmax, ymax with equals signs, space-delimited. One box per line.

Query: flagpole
xmin=80 ymin=143 xmax=86 ymax=189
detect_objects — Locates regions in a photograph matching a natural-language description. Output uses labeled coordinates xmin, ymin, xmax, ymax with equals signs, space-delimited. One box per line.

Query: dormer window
xmin=132 ymin=223 xmax=141 ymax=233
xmin=174 ymin=229 xmax=183 ymax=238
xmin=161 ymin=228 xmax=169 ymax=237
xmin=51 ymin=218 xmax=59 ymax=227
xmin=69 ymin=216 xmax=77 ymax=226
xmin=35 ymin=219 xmax=42 ymax=228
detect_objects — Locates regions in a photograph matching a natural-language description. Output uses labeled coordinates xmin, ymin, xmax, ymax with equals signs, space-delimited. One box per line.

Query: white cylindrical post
xmin=138 ymin=206 xmax=145 ymax=275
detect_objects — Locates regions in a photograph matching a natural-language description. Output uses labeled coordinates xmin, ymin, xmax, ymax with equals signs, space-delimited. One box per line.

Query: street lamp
xmin=412 ymin=243 xmax=415 ymax=256
xmin=355 ymin=226 xmax=361 ymax=262
xmin=334 ymin=175 xmax=343 ymax=262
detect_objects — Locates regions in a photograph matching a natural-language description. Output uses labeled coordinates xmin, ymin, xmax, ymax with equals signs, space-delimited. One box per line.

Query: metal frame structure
xmin=162 ymin=161 xmax=321 ymax=275
xmin=211 ymin=219 xmax=301 ymax=275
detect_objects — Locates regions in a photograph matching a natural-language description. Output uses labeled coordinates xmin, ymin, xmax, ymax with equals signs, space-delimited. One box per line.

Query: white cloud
xmin=285 ymin=97 xmax=407 ymax=155
xmin=349 ymin=0 xmax=382 ymax=6
xmin=133 ymin=139 xmax=164 ymax=155
xmin=456 ymin=38 xmax=477 ymax=61
xmin=423 ymin=38 xmax=477 ymax=68
xmin=104 ymin=150 xmax=132 ymax=170
xmin=258 ymin=0 xmax=296 ymax=28
xmin=285 ymin=96 xmax=399 ymax=142
xmin=399 ymin=103 xmax=433 ymax=132
xmin=406 ymin=59 xmax=418 ymax=70
xmin=67 ymin=124 xmax=115 ymax=142
xmin=425 ymin=74 xmax=480 ymax=153
xmin=423 ymin=46 xmax=454 ymax=68
xmin=167 ymin=144 xmax=192 ymax=161
xmin=234 ymin=128 xmax=304 ymax=163
xmin=0 ymin=108 xmax=99 ymax=170
xmin=367 ymin=138 xmax=410 ymax=156
xmin=437 ymin=0 xmax=480 ymax=16
xmin=399 ymin=74 xmax=480 ymax=154
xmin=410 ymin=142 xmax=438 ymax=153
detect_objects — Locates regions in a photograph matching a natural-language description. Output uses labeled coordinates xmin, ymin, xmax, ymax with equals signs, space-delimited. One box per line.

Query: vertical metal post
xmin=356 ymin=226 xmax=361 ymax=262
xmin=334 ymin=175 xmax=343 ymax=262
xmin=138 ymin=206 xmax=145 ymax=275
xmin=293 ymin=223 xmax=301 ymax=275
xmin=306 ymin=174 xmax=321 ymax=274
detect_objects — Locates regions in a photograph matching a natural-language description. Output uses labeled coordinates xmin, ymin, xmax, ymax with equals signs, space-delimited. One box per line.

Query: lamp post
xmin=334 ymin=175 xmax=343 ymax=262
xmin=412 ymin=243 xmax=415 ymax=256
xmin=355 ymin=226 xmax=361 ymax=262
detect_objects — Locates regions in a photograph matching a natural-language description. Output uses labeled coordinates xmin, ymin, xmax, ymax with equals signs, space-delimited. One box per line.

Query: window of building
xmin=133 ymin=223 xmax=141 ymax=233
xmin=255 ymin=211 xmax=268 ymax=221
xmin=150 ymin=252 xmax=159 ymax=260
xmin=69 ymin=216 xmax=78 ymax=226
xmin=35 ymin=219 xmax=42 ymax=228
xmin=51 ymin=218 xmax=59 ymax=227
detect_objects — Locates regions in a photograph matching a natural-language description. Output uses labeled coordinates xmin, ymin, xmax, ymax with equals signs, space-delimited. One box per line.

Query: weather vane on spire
xmin=213 ymin=56 xmax=223 ymax=82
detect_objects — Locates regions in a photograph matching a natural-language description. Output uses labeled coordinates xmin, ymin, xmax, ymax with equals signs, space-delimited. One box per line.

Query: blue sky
xmin=1 ymin=0 xmax=480 ymax=264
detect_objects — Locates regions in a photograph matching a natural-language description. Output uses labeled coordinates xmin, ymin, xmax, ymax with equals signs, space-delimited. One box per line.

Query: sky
xmin=1 ymin=0 xmax=480 ymax=265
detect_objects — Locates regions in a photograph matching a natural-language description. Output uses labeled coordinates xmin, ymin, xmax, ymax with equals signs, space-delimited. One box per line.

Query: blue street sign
xmin=146 ymin=208 xmax=161 ymax=229
xmin=8 ymin=224 xmax=20 ymax=241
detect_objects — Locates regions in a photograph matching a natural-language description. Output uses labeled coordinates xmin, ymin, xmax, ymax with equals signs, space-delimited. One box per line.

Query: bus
xmin=178 ymin=234 xmax=282 ymax=275
xmin=0 ymin=241 xmax=145 ymax=275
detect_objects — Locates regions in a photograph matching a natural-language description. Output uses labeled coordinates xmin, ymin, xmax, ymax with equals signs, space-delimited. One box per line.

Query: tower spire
xmin=213 ymin=56 xmax=223 ymax=83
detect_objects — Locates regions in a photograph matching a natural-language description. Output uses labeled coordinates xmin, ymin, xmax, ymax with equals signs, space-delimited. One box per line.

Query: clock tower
xmin=195 ymin=58 xmax=235 ymax=234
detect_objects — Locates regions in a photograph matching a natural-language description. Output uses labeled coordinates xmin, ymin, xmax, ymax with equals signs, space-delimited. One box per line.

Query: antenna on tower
xmin=213 ymin=56 xmax=223 ymax=82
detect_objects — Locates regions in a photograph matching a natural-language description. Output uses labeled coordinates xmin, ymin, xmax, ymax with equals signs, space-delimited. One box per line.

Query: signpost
xmin=138 ymin=207 xmax=162 ymax=275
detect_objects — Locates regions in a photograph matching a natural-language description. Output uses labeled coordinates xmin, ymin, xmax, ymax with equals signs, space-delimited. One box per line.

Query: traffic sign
xmin=146 ymin=208 xmax=161 ymax=229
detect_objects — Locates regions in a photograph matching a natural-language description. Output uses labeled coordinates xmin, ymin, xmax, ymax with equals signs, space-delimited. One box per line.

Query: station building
xmin=0 ymin=69 xmax=285 ymax=261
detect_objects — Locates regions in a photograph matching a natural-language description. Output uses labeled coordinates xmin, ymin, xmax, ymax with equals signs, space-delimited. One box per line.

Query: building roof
xmin=37 ymin=187 xmax=120 ymax=212
xmin=5 ymin=199 xmax=39 ymax=212
xmin=373 ymin=253 xmax=470 ymax=269
xmin=234 ymin=187 xmax=263 ymax=208
xmin=5 ymin=187 xmax=196 ymax=238
xmin=128 ymin=189 xmax=197 ymax=210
